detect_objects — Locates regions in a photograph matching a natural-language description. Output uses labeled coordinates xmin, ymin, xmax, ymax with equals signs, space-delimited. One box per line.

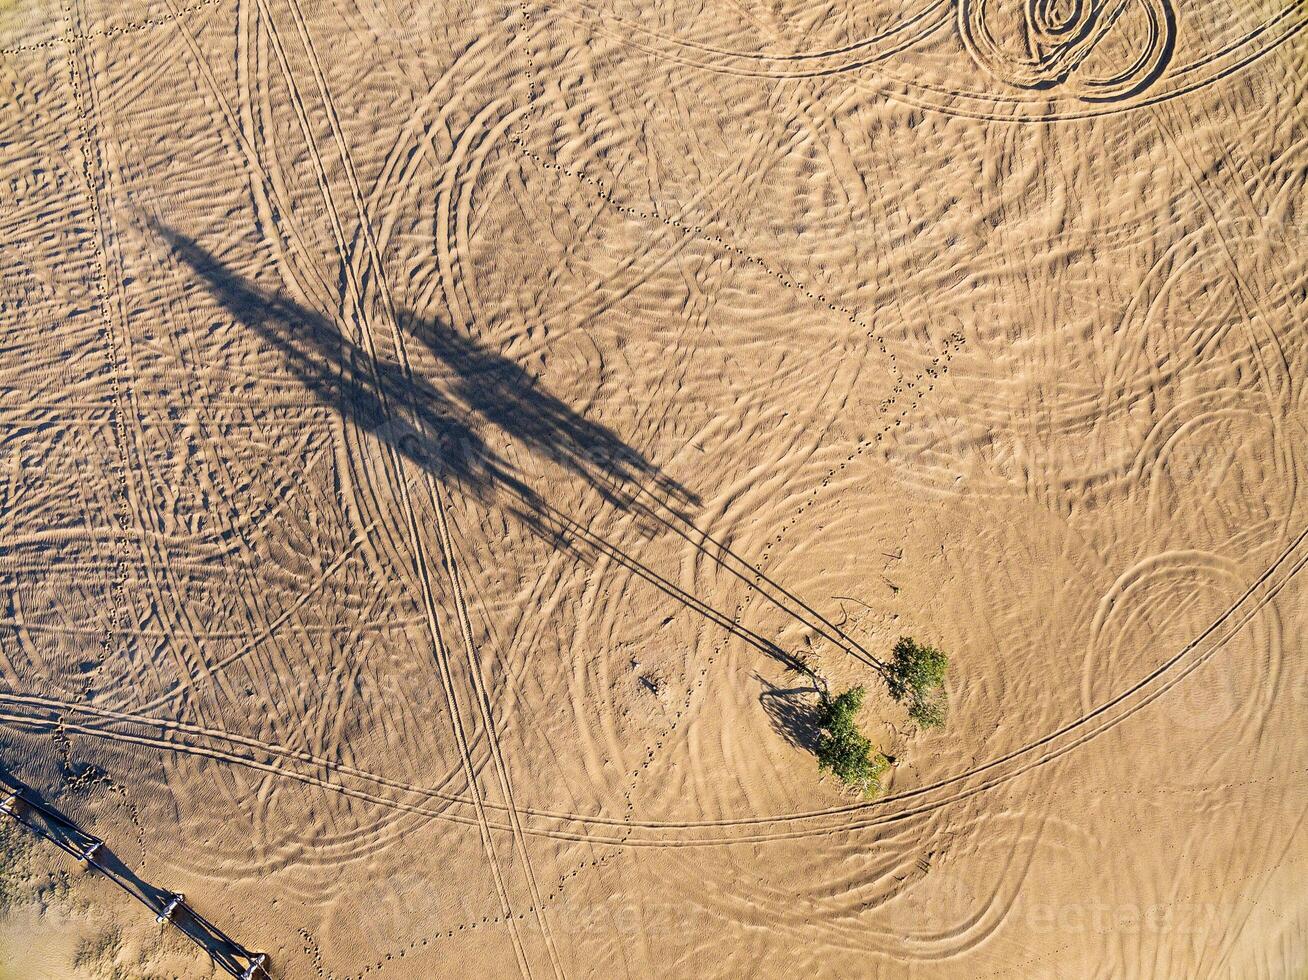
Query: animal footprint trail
xmin=0 ymin=0 xmax=1304 ymax=976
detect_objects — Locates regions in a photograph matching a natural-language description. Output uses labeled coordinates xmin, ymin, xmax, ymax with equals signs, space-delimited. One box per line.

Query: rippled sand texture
xmin=1 ymin=0 xmax=1305 ymax=976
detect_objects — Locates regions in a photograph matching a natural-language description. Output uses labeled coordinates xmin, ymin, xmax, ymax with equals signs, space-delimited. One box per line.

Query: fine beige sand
xmin=1 ymin=0 xmax=1305 ymax=976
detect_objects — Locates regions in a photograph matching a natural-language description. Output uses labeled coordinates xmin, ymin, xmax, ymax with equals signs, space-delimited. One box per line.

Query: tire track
xmin=99 ymin=76 xmax=347 ymax=768
xmin=60 ymin=0 xmax=227 ymax=728
xmin=6 ymin=516 xmax=1303 ymax=847
xmin=0 ymin=0 xmax=230 ymax=54
xmin=252 ymin=2 xmax=545 ymax=970
xmin=159 ymin=0 xmax=535 ymax=950
xmin=547 ymin=0 xmax=951 ymax=80
xmin=1149 ymin=103 xmax=1297 ymax=414
xmin=541 ymin=0 xmax=1306 ymax=122
xmin=271 ymin=4 xmax=569 ymax=969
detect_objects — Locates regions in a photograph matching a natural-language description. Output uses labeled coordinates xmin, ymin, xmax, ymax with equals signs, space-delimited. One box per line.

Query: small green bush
xmin=816 ymin=686 xmax=888 ymax=797
xmin=820 ymin=685 xmax=865 ymax=730
xmin=886 ymin=636 xmax=949 ymax=728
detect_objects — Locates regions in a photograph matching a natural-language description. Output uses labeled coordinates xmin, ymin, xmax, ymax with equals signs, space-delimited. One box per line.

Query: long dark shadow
xmin=757 ymin=675 xmax=827 ymax=753
xmin=399 ymin=312 xmax=886 ymax=669
xmin=154 ymin=222 xmax=885 ymax=677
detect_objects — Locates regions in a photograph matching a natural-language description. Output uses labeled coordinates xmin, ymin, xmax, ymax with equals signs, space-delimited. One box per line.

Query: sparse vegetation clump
xmin=886 ymin=636 xmax=949 ymax=728
xmin=816 ymin=685 xmax=888 ymax=798
xmin=0 ymin=818 xmax=34 ymax=913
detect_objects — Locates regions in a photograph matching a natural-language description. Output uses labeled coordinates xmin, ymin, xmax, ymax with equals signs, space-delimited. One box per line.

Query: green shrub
xmin=819 ymin=685 xmax=866 ymax=731
xmin=815 ymin=686 xmax=888 ymax=797
xmin=886 ymin=636 xmax=948 ymax=728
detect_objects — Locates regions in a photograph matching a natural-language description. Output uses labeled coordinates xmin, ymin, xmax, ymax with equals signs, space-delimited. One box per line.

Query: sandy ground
xmin=0 ymin=0 xmax=1306 ymax=976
